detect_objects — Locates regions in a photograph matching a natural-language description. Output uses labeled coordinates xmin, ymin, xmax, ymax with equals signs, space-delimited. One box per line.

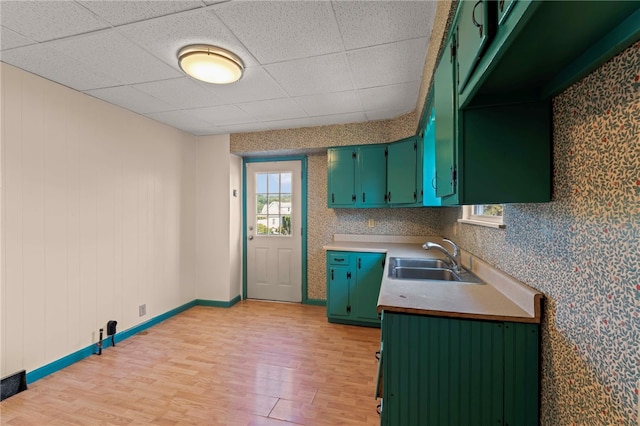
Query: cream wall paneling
xmin=0 ymin=63 xmax=197 ymax=377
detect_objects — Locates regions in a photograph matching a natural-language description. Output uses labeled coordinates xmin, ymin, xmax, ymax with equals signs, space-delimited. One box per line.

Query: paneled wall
xmin=1 ymin=63 xmax=197 ymax=377
xmin=441 ymin=44 xmax=640 ymax=424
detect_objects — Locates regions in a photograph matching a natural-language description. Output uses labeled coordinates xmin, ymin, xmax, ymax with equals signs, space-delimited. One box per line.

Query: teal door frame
xmin=242 ymin=156 xmax=311 ymax=303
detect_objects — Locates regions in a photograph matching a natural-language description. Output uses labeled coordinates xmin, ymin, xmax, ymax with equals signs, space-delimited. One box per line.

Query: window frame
xmin=457 ymin=205 xmax=506 ymax=229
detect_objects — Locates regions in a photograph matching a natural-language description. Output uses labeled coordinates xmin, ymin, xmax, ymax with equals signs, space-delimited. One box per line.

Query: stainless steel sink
xmin=387 ymin=257 xmax=483 ymax=284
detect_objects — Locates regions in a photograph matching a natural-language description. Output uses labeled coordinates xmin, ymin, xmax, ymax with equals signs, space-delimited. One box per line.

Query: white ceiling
xmin=0 ymin=1 xmax=437 ymax=136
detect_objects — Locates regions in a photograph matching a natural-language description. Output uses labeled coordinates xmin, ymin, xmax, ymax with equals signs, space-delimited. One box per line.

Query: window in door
xmin=458 ymin=204 xmax=505 ymax=229
xmin=255 ymin=172 xmax=292 ymax=236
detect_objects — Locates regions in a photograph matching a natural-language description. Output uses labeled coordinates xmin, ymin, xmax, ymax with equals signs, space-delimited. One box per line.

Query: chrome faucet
xmin=422 ymin=238 xmax=460 ymax=273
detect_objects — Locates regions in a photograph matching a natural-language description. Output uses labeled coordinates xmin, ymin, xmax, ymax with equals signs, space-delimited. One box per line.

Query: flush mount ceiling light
xmin=177 ymin=45 xmax=244 ymax=84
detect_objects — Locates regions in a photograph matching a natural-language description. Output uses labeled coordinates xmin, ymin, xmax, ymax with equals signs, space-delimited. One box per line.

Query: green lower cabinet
xmin=326 ymin=251 xmax=385 ymax=327
xmin=380 ymin=312 xmax=539 ymax=425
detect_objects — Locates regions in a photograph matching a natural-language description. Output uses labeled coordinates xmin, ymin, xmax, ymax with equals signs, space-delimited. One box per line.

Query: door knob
xmin=248 ymin=235 xmax=254 ymax=240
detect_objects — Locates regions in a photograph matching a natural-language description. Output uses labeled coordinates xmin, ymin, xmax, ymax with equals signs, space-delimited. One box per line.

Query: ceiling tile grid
xmin=0 ymin=0 xmax=437 ymax=136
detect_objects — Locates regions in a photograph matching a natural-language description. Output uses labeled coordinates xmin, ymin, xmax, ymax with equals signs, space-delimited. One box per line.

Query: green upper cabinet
xmin=357 ymin=144 xmax=388 ymax=207
xmin=327 ymin=145 xmax=387 ymax=208
xmin=497 ymin=0 xmax=518 ymax=26
xmin=421 ymin=109 xmax=441 ymax=207
xmin=387 ymin=136 xmax=419 ymax=205
xmin=456 ymin=0 xmax=494 ymax=93
xmin=327 ymin=147 xmax=356 ymax=207
xmin=458 ymin=0 xmax=640 ymax=107
xmin=434 ymin=35 xmax=457 ymax=199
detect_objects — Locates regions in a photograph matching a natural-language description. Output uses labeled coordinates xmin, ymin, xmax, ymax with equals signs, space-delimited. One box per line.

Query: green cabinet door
xmin=357 ymin=145 xmax=387 ymax=207
xmin=456 ymin=0 xmax=494 ymax=93
xmin=434 ymin=35 xmax=457 ymax=199
xmin=421 ymin=108 xmax=441 ymax=206
xmin=387 ymin=136 xmax=418 ymax=205
xmin=352 ymin=253 xmax=384 ymax=323
xmin=326 ymin=260 xmax=351 ymax=318
xmin=327 ymin=147 xmax=355 ymax=207
xmin=497 ymin=0 xmax=518 ymax=25
xmin=380 ymin=312 xmax=539 ymax=426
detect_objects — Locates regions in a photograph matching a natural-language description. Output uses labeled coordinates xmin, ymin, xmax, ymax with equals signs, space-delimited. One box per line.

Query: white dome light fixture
xmin=178 ymin=45 xmax=244 ymax=84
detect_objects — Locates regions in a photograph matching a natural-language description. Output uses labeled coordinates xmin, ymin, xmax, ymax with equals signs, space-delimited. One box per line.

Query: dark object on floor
xmin=1 ymin=370 xmax=27 ymax=401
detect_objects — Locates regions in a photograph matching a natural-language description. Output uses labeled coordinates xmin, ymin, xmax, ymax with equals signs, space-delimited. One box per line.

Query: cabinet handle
xmin=362 ymin=192 xmax=365 ymax=203
xmin=331 ymin=193 xmax=335 ymax=203
xmin=388 ymin=192 xmax=391 ymax=202
xmin=331 ymin=269 xmax=334 ymax=280
xmin=358 ymin=258 xmax=362 ymax=269
xmin=334 ymin=257 xmax=345 ymax=262
xmin=472 ymin=0 xmax=484 ymax=37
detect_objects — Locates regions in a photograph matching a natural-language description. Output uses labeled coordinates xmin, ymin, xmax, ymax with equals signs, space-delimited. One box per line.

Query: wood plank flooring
xmin=1 ymin=301 xmax=382 ymax=425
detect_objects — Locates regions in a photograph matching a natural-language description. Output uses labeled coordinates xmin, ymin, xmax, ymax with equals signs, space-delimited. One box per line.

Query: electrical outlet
xmin=368 ymin=219 xmax=375 ymax=228
xmin=139 ymin=304 xmax=146 ymax=317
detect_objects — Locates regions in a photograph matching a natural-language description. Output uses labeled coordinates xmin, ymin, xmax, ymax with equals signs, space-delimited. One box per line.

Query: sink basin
xmin=387 ymin=257 xmax=483 ymax=284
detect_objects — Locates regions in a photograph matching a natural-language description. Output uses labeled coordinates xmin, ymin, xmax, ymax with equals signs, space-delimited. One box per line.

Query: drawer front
xmin=328 ymin=253 xmax=349 ymax=265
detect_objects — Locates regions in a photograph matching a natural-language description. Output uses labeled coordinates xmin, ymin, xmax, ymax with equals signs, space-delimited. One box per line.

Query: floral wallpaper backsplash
xmin=442 ymin=43 xmax=640 ymax=424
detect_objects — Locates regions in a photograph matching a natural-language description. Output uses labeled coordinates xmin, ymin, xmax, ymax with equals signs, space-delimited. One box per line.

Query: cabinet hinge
xmin=413 ymin=191 xmax=417 ymax=201
xmin=384 ymin=148 xmax=388 ymax=157
xmin=352 ymin=151 xmax=357 ymax=160
xmin=346 ymin=271 xmax=352 ymax=279
xmin=381 ymin=259 xmax=385 ymax=268
xmin=352 ymin=194 xmax=356 ymax=202
xmin=358 ymin=258 xmax=362 ymax=269
xmin=347 ymin=305 xmax=351 ymax=314
xmin=413 ymin=140 xmax=417 ymax=151
xmin=452 ymin=166 xmax=457 ymax=185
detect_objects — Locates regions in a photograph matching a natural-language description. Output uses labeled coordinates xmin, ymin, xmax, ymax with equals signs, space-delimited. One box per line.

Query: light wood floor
xmin=1 ymin=301 xmax=381 ymax=425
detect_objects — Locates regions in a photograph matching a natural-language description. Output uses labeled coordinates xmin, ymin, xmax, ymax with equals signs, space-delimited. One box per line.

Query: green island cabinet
xmin=326 ymin=251 xmax=385 ymax=327
xmin=378 ymin=311 xmax=539 ymax=425
xmin=327 ymin=145 xmax=387 ymax=208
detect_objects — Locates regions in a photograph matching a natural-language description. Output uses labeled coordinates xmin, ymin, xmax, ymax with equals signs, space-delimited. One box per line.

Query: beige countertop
xmin=323 ymin=235 xmax=543 ymax=323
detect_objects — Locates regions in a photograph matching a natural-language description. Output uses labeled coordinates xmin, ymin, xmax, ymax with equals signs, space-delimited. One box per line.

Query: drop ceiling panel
xmin=333 ymin=1 xmax=437 ymax=50
xmin=0 ymin=1 xmax=110 ymax=42
xmin=366 ymin=109 xmax=410 ymax=122
xmin=238 ymin=98 xmax=307 ymax=122
xmin=263 ymin=117 xmax=318 ymax=131
xmin=359 ymin=81 xmax=421 ymax=113
xmin=295 ymin=91 xmax=362 ymax=117
xmin=313 ymin=112 xmax=368 ymax=127
xmin=186 ymin=104 xmax=256 ymax=126
xmin=265 ymin=53 xmax=354 ymax=97
xmin=117 ymin=8 xmax=258 ymax=70
xmin=84 ymin=86 xmax=174 ymax=114
xmin=145 ymin=110 xmax=214 ymax=134
xmin=0 ymin=26 xmax=35 ymax=51
xmin=213 ymin=1 xmax=344 ymax=64
xmin=50 ymin=30 xmax=181 ymax=85
xmin=203 ymin=66 xmax=288 ymax=104
xmin=78 ymin=1 xmax=205 ymax=26
xmin=1 ymin=43 xmax=119 ymax=91
xmin=132 ymin=77 xmax=224 ymax=109
xmin=348 ymin=37 xmax=429 ymax=89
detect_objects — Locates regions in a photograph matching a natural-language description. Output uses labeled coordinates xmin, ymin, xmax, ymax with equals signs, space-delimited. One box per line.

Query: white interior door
xmin=246 ymin=161 xmax=302 ymax=302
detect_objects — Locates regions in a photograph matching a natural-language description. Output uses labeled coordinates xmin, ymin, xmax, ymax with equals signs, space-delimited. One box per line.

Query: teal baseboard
xmin=26 ymin=297 xmax=241 ymax=384
xmin=195 ymin=295 xmax=242 ymax=308
xmin=304 ymin=298 xmax=327 ymax=306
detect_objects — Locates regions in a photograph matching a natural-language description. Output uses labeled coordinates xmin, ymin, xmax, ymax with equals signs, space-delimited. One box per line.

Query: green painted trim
xmin=304 ymin=298 xmax=327 ymax=306
xmin=543 ymin=7 xmax=640 ymax=98
xmin=26 ymin=300 xmax=197 ymax=384
xmin=242 ymin=156 xmax=308 ymax=303
xmin=195 ymin=295 xmax=241 ymax=308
